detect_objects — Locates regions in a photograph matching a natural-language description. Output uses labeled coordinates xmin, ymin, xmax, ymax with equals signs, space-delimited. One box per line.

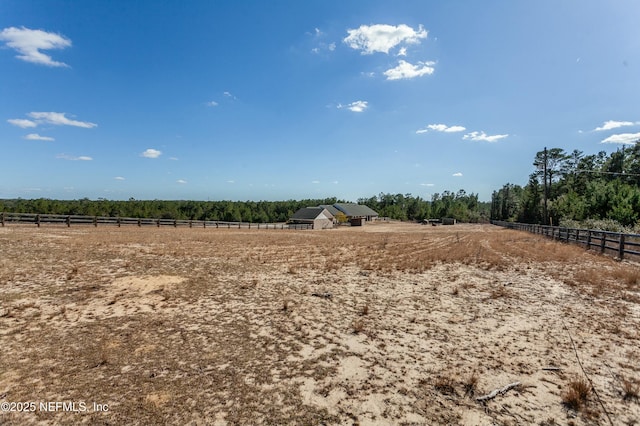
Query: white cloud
xmin=417 ymin=124 xmax=466 ymax=134
xmin=24 ymin=133 xmax=54 ymax=141
xmin=169 ymin=157 xmax=178 ymax=161
xmin=332 ymin=180 xmax=339 ymax=184
xmin=384 ymin=60 xmax=435 ymax=80
xmin=114 ymin=176 xmax=125 ymax=180
xmin=420 ymin=183 xmax=435 ymax=186
xmin=593 ymin=120 xmax=638 ymax=132
xmin=328 ymin=42 xmax=336 ymax=51
xmin=27 ymin=112 xmax=97 ymax=128
xmin=141 ymin=148 xmax=162 ymax=158
xmin=462 ymin=131 xmax=508 ymax=142
xmin=397 ymin=47 xmax=407 ymax=56
xmin=177 ymin=179 xmax=187 ymax=184
xmin=344 ymin=24 xmax=427 ymax=54
xmin=600 ymin=132 xmax=640 ymax=144
xmin=227 ymin=180 xmax=235 ymax=184
xmin=56 ymin=154 xmax=92 ymax=161
xmin=338 ymin=100 xmax=368 ymax=112
xmin=206 ymin=101 xmax=218 ymax=107
xmin=0 ymin=26 xmax=71 ymax=67
xmin=8 ymin=118 xmax=37 ymax=128
xmin=452 ymin=172 xmax=463 ymax=177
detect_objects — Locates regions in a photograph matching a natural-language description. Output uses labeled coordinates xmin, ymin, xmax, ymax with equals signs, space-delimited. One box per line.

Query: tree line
xmin=0 ymin=198 xmax=340 ymax=223
xmin=491 ymin=144 xmax=640 ymax=230
xmin=358 ymin=191 xmax=490 ymax=222
xmin=0 ymin=191 xmax=491 ymax=224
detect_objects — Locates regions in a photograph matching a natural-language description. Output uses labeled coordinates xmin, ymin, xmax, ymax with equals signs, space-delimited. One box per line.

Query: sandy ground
xmin=0 ymin=222 xmax=639 ymax=425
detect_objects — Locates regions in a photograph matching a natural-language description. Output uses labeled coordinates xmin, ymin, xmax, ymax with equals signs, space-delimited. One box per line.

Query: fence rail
xmin=0 ymin=212 xmax=312 ymax=230
xmin=491 ymin=220 xmax=640 ymax=262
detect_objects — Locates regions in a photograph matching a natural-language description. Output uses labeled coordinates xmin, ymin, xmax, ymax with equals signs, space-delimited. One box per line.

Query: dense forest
xmin=0 ymin=191 xmax=491 ymax=223
xmin=491 ymin=144 xmax=640 ymax=231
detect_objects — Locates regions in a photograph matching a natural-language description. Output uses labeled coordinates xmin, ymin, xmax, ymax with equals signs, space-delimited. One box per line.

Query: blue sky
xmin=1 ymin=1 xmax=639 ymax=202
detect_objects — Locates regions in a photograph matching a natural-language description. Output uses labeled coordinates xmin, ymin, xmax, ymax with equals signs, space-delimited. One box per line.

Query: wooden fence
xmin=491 ymin=220 xmax=640 ymax=262
xmin=0 ymin=212 xmax=312 ymax=230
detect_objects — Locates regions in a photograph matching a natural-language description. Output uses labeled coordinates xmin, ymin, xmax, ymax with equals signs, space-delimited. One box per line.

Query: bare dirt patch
xmin=1 ymin=223 xmax=639 ymax=425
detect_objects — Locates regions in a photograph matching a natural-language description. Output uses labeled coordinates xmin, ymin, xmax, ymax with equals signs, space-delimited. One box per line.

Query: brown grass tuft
xmin=622 ymin=377 xmax=639 ymax=401
xmin=434 ymin=375 xmax=457 ymax=395
xmin=463 ymin=371 xmax=479 ymax=396
xmin=352 ymin=319 xmax=365 ymax=334
xmin=561 ymin=377 xmax=591 ymax=411
xmin=360 ymin=303 xmax=369 ymax=316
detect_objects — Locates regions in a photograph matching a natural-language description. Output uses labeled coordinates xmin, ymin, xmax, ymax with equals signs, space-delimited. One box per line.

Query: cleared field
xmin=1 ymin=223 xmax=639 ymax=425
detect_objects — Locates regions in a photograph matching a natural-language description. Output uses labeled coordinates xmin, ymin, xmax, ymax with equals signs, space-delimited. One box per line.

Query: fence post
xmin=157 ymin=219 xmax=160 ymax=228
xmin=117 ymin=217 xmax=121 ymax=228
xmin=66 ymin=215 xmax=71 ymax=227
xmin=586 ymin=230 xmax=591 ymax=250
xmin=618 ymin=234 xmax=625 ymax=260
xmin=600 ymin=232 xmax=606 ymax=254
xmin=138 ymin=218 xmax=141 ymax=227
xmin=0 ymin=212 xmax=4 ymax=227
xmin=174 ymin=220 xmax=177 ymax=228
xmin=92 ymin=216 xmax=96 ymax=227
xmin=189 ymin=220 xmax=192 ymax=228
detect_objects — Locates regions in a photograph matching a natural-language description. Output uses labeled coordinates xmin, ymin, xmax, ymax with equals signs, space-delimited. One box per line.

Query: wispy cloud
xmin=337 ymin=100 xmax=368 ymax=112
xmin=452 ymin=172 xmax=463 ymax=177
xmin=141 ymin=148 xmax=162 ymax=159
xmin=10 ymin=113 xmax=96 ymax=128
xmin=114 ymin=176 xmax=125 ymax=181
xmin=384 ymin=60 xmax=435 ymax=80
xmin=24 ymin=133 xmax=54 ymax=141
xmin=27 ymin=112 xmax=97 ymax=128
xmin=7 ymin=118 xmax=37 ymax=128
xmin=420 ymin=183 xmax=435 ymax=186
xmin=594 ymin=120 xmax=639 ymax=132
xmin=463 ymin=131 xmax=508 ymax=142
xmin=177 ymin=179 xmax=187 ymax=184
xmin=0 ymin=26 xmax=71 ymax=67
xmin=344 ymin=24 xmax=427 ymax=55
xmin=416 ymin=123 xmax=466 ymax=134
xmin=226 ymin=180 xmax=235 ymax=184
xmin=56 ymin=154 xmax=92 ymax=161
xmin=601 ymin=132 xmax=640 ymax=144
xmin=311 ymin=180 xmax=320 ymax=184
xmin=206 ymin=101 xmax=218 ymax=107
xmin=223 ymin=91 xmax=237 ymax=100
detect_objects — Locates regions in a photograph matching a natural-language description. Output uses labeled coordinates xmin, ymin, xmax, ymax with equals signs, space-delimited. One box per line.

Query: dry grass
xmin=561 ymin=377 xmax=591 ymax=411
xmin=434 ymin=375 xmax=457 ymax=396
xmin=0 ymin=223 xmax=639 ymax=425
xmin=622 ymin=377 xmax=640 ymax=401
xmin=463 ymin=371 xmax=479 ymax=397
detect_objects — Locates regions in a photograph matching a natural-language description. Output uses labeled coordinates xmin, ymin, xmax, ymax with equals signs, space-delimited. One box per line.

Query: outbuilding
xmin=332 ymin=203 xmax=379 ymax=225
xmin=289 ymin=207 xmax=335 ymax=230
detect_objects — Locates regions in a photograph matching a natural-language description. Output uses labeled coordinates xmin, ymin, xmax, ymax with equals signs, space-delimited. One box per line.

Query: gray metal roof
xmin=291 ymin=207 xmax=333 ymax=220
xmin=318 ymin=204 xmax=341 ymax=216
xmin=333 ymin=203 xmax=378 ymax=217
